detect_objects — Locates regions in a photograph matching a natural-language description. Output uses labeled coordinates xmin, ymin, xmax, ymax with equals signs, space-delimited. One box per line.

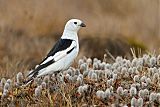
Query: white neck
xmin=61 ymin=29 xmax=78 ymax=41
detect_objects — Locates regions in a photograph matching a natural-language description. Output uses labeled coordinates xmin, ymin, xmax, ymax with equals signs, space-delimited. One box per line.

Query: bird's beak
xmin=80 ymin=23 xmax=86 ymax=27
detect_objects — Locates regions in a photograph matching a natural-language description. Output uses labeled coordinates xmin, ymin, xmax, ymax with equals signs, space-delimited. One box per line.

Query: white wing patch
xmin=40 ymin=41 xmax=77 ymax=65
xmin=40 ymin=56 xmax=54 ymax=65
xmin=53 ymin=40 xmax=77 ymax=62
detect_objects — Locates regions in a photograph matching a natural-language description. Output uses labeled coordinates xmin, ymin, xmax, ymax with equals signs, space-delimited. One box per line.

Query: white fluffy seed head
xmin=105 ymin=63 xmax=112 ymax=70
xmin=138 ymin=90 xmax=144 ymax=98
xmin=0 ymin=78 xmax=6 ymax=87
xmin=148 ymin=67 xmax=157 ymax=77
xmin=137 ymin=97 xmax=143 ymax=107
xmin=112 ymin=63 xmax=120 ymax=69
xmin=112 ymin=74 xmax=117 ymax=81
xmin=86 ymin=58 xmax=92 ymax=66
xmin=123 ymin=105 xmax=128 ymax=107
xmin=124 ymin=72 xmax=129 ymax=79
xmin=96 ymin=90 xmax=105 ymax=99
xmin=4 ymin=82 xmax=10 ymax=90
xmin=141 ymin=82 xmax=147 ymax=89
xmin=132 ymin=58 xmax=138 ymax=67
xmin=137 ymin=58 xmax=144 ymax=66
xmin=149 ymin=92 xmax=157 ymax=102
xmin=77 ymin=84 xmax=88 ymax=95
xmin=128 ymin=67 xmax=133 ymax=74
xmin=105 ymin=88 xmax=111 ymax=98
xmin=77 ymin=86 xmax=83 ymax=94
xmin=100 ymin=62 xmax=106 ymax=70
xmin=43 ymin=75 xmax=50 ymax=83
xmin=41 ymin=82 xmax=46 ymax=89
xmin=151 ymin=57 xmax=157 ymax=66
xmin=68 ymin=76 xmax=73 ymax=82
xmin=6 ymin=79 xmax=12 ymax=85
xmin=121 ymin=67 xmax=127 ymax=75
xmin=117 ymin=86 xmax=123 ymax=96
xmin=115 ymin=56 xmax=123 ymax=63
xmin=131 ymin=83 xmax=136 ymax=88
xmin=93 ymin=58 xmax=98 ymax=63
xmin=131 ymin=97 xmax=137 ymax=107
xmin=75 ymin=69 xmax=80 ymax=75
xmin=34 ymin=78 xmax=42 ymax=86
xmin=113 ymin=69 xmax=118 ymax=74
xmin=105 ymin=69 xmax=112 ymax=79
xmin=117 ymin=66 xmax=122 ymax=74
xmin=123 ymin=89 xmax=129 ymax=96
xmin=79 ymin=74 xmax=83 ymax=79
xmin=107 ymin=79 xmax=113 ymax=87
xmin=2 ymin=89 xmax=9 ymax=98
xmin=91 ymin=73 xmax=98 ymax=81
xmin=72 ymin=75 xmax=78 ymax=83
xmin=78 ymin=59 xmax=84 ymax=66
xmin=143 ymin=54 xmax=150 ymax=65
xmin=87 ymin=70 xmax=93 ymax=79
xmin=93 ymin=62 xmax=99 ymax=70
xmin=157 ymin=55 xmax=160 ymax=66
xmin=130 ymin=87 xmax=137 ymax=97
xmin=122 ymin=59 xmax=130 ymax=66
xmin=66 ymin=68 xmax=73 ymax=76
xmin=65 ymin=73 xmax=71 ymax=80
xmin=16 ymin=72 xmax=24 ymax=84
xmin=82 ymin=84 xmax=88 ymax=92
xmin=143 ymin=89 xmax=149 ymax=98
xmin=80 ymin=63 xmax=88 ymax=71
xmin=135 ymin=83 xmax=141 ymax=90
xmin=83 ymin=70 xmax=88 ymax=78
xmin=149 ymin=56 xmax=157 ymax=67
xmin=136 ymin=65 xmax=143 ymax=72
xmin=133 ymin=75 xmax=140 ymax=83
xmin=156 ymin=93 xmax=160 ymax=103
xmin=35 ymin=86 xmax=42 ymax=97
xmin=152 ymin=73 xmax=159 ymax=83
xmin=76 ymin=76 xmax=83 ymax=84
xmin=146 ymin=78 xmax=152 ymax=85
xmin=132 ymin=67 xmax=139 ymax=74
xmin=140 ymin=76 xmax=147 ymax=83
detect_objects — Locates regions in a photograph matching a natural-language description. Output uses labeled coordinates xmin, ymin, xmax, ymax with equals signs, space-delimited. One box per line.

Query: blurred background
xmin=0 ymin=0 xmax=160 ymax=77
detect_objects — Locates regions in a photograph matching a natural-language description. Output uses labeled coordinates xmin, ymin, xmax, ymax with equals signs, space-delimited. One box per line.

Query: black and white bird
xmin=27 ymin=19 xmax=86 ymax=80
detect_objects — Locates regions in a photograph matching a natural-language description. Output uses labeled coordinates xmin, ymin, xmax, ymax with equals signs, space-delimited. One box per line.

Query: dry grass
xmin=0 ymin=55 xmax=160 ymax=106
xmin=0 ymin=0 xmax=159 ymax=77
xmin=0 ymin=32 xmax=56 ymax=78
xmin=0 ymin=1 xmax=160 ymax=106
xmin=0 ymin=0 xmax=159 ymax=42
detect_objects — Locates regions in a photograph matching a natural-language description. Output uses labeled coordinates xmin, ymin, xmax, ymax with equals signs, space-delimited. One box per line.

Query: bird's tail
xmin=27 ymin=70 xmax=36 ymax=78
xmin=23 ymin=70 xmax=37 ymax=86
xmin=23 ymin=77 xmax=34 ymax=86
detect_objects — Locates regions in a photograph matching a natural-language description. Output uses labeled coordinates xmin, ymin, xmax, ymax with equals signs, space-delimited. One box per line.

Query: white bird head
xmin=64 ymin=19 xmax=86 ymax=32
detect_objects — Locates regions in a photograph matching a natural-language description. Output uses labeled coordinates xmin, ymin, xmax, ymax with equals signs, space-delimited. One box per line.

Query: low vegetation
xmin=0 ymin=52 xmax=160 ymax=106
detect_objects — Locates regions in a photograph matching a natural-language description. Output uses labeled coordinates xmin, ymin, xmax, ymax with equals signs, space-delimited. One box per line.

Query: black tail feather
xmin=23 ymin=77 xmax=34 ymax=85
xmin=27 ymin=69 xmax=39 ymax=79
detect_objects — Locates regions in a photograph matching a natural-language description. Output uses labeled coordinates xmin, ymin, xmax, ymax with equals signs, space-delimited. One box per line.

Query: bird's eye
xmin=74 ymin=22 xmax=77 ymax=24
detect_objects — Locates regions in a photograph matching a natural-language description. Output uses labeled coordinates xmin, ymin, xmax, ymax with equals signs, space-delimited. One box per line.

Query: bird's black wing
xmin=47 ymin=39 xmax=73 ymax=57
xmin=27 ymin=39 xmax=73 ymax=78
